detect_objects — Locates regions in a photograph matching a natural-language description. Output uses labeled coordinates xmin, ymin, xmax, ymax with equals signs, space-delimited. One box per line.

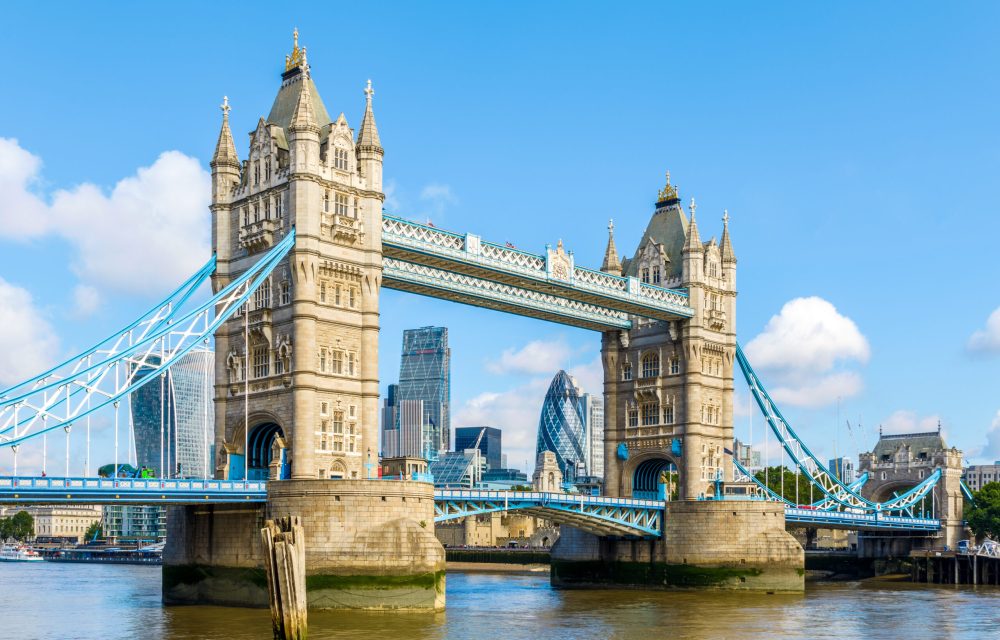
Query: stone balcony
xmin=706 ymin=308 xmax=727 ymax=330
xmin=240 ymin=219 xmax=277 ymax=252
xmin=323 ymin=212 xmax=363 ymax=245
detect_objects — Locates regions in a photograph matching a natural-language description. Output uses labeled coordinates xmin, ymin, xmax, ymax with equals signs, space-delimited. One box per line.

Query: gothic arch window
xmin=641 ymin=353 xmax=660 ymax=378
xmin=334 ymin=146 xmax=349 ymax=171
xmin=622 ymin=362 xmax=632 ymax=381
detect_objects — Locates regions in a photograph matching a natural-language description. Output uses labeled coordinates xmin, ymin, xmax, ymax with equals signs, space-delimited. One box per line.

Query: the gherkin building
xmin=536 ymin=370 xmax=587 ymax=482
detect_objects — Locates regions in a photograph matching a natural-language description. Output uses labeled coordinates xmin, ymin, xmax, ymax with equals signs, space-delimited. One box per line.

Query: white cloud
xmin=0 ymin=278 xmax=59 ymax=388
xmin=72 ymin=284 xmax=101 ymax=317
xmin=0 ymin=138 xmax=211 ymax=296
xmin=418 ymin=182 xmax=457 ymax=222
xmin=487 ymin=339 xmax=574 ymax=375
xmin=879 ymin=410 xmax=943 ymax=436
xmin=968 ymin=307 xmax=1000 ymax=355
xmin=744 ymin=297 xmax=869 ymax=408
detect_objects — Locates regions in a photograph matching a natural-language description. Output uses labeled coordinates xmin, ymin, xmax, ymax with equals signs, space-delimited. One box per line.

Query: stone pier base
xmin=551 ymin=500 xmax=804 ymax=592
xmin=163 ymin=479 xmax=445 ymax=611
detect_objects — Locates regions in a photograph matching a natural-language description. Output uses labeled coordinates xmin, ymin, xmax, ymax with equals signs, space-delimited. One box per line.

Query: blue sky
xmin=0 ymin=2 xmax=998 ymax=475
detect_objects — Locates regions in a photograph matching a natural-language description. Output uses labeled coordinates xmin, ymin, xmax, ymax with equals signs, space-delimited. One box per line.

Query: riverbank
xmin=447 ymin=561 xmax=549 ymax=573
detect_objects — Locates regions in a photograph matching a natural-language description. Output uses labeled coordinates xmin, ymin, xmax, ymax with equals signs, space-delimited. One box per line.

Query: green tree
xmin=753 ymin=466 xmax=820 ymax=504
xmin=966 ymin=482 xmax=1000 ymax=540
xmin=0 ymin=517 xmax=11 ymax=540
xmin=84 ymin=520 xmax=102 ymax=542
xmin=9 ymin=511 xmax=34 ymax=540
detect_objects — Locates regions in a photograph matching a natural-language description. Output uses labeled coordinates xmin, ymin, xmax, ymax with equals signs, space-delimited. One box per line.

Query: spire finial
xmin=365 ymin=79 xmax=374 ymax=104
xmin=723 ymin=209 xmax=729 ymax=228
xmin=285 ymin=28 xmax=305 ymax=71
xmin=293 ymin=27 xmax=299 ymax=50
xmin=689 ymin=197 xmax=697 ymax=221
xmin=657 ymin=169 xmax=679 ymax=204
xmin=665 ymin=170 xmax=671 ymax=185
xmin=608 ymin=218 xmax=614 ymax=235
xmin=220 ymin=96 xmax=231 ymax=121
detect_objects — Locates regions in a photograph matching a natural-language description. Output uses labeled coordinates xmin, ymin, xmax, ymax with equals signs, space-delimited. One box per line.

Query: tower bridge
xmin=0 ymin=32 xmax=972 ymax=611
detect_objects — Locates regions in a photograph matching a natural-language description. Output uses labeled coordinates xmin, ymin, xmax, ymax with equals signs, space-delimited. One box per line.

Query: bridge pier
xmin=163 ymin=480 xmax=445 ymax=611
xmin=551 ymin=501 xmax=803 ymax=592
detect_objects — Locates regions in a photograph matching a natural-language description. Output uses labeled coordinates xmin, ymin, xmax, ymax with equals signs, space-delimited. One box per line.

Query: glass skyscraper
xmin=131 ymin=349 xmax=215 ymax=478
xmin=395 ymin=327 xmax=450 ymax=459
xmin=455 ymin=426 xmax=502 ymax=470
xmin=536 ymin=370 xmax=588 ymax=482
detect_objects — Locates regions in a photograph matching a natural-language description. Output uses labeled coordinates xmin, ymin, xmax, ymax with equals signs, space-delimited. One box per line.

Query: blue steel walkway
xmin=0 ymin=476 xmax=266 ymax=504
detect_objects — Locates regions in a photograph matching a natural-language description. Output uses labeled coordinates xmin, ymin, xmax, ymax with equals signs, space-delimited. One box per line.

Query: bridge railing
xmin=0 ymin=476 xmax=267 ymax=494
xmin=434 ymin=489 xmax=664 ymax=509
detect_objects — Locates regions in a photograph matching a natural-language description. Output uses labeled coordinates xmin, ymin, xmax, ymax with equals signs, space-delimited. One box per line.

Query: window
xmin=641 ymin=353 xmax=660 ymax=378
xmin=664 ymin=405 xmax=674 ymax=424
xmin=332 ymin=350 xmax=343 ymax=374
xmin=641 ymin=267 xmax=650 ymax=284
xmin=641 ymin=403 xmax=659 ymax=426
xmin=255 ymin=280 xmax=271 ymax=309
xmin=627 ymin=409 xmax=639 ymax=427
xmin=653 ymin=266 xmax=661 ymax=284
xmin=265 ymin=158 xmax=271 ymax=181
xmin=334 ymin=147 xmax=349 ymax=171
xmin=333 ymin=440 xmax=344 ymax=452
xmin=320 ymin=401 xmax=329 ymax=416
xmin=349 ymin=404 xmax=356 ymax=418
xmin=319 ymin=281 xmax=327 ymax=303
xmin=670 ymin=358 xmax=680 ymax=375
xmin=274 ymin=357 xmax=284 ymax=375
xmin=335 ymin=192 xmax=349 ymax=216
xmin=242 ymin=207 xmax=249 ymax=226
xmin=319 ymin=350 xmax=327 ymax=372
xmin=280 ymin=281 xmax=291 ymax=305
xmin=254 ymin=202 xmax=260 ymax=223
xmin=276 ymin=194 xmax=283 ymax=218
xmin=622 ymin=363 xmax=632 ymax=381
xmin=252 ymin=345 xmax=269 ymax=378
xmin=335 ymin=285 xmax=342 ymax=306
xmin=347 ymin=352 xmax=356 ymax=376
xmin=349 ymin=288 xmax=356 ymax=308
xmin=333 ymin=411 xmax=344 ymax=434
xmin=323 ymin=190 xmax=330 ymax=212
xmin=254 ymin=161 xmax=260 ymax=186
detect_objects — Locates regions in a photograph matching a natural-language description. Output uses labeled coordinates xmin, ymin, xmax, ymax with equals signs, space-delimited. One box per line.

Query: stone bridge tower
xmin=600 ymin=174 xmax=737 ymax=500
xmin=168 ymin=33 xmax=444 ymax=612
xmin=859 ymin=429 xmax=967 ymax=550
xmin=210 ymin=32 xmax=384 ymax=481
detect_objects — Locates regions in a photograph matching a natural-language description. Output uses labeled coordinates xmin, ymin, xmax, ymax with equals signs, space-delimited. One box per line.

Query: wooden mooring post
xmin=261 ymin=516 xmax=307 ymax=640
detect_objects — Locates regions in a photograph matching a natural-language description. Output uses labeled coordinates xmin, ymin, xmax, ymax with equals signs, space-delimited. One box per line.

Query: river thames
xmin=1 ymin=564 xmax=997 ymax=639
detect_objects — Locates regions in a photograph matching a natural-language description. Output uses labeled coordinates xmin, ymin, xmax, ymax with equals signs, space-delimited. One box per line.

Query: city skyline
xmin=0 ymin=4 xmax=998 ymax=479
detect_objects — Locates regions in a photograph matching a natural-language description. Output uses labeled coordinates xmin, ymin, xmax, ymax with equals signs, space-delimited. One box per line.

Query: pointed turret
xmin=356 ymin=79 xmax=384 ymax=192
xmin=601 ymin=219 xmax=622 ymax=275
xmin=357 ymin=79 xmax=383 ymax=153
xmin=289 ymin=69 xmax=319 ymax=133
xmin=683 ymin=197 xmax=703 ymax=254
xmin=720 ymin=209 xmax=736 ymax=264
xmin=212 ymin=96 xmax=239 ymax=168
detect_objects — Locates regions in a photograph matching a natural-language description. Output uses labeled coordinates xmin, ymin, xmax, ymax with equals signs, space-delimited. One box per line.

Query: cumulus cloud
xmin=744 ymin=297 xmax=870 ymax=408
xmin=880 ymin=410 xmax=942 ymax=434
xmin=0 ymin=278 xmax=59 ymax=388
xmin=968 ymin=307 xmax=1000 ymax=355
xmin=0 ymin=138 xmax=211 ymax=296
xmin=72 ymin=284 xmax=101 ymax=317
xmin=487 ymin=339 xmax=574 ymax=375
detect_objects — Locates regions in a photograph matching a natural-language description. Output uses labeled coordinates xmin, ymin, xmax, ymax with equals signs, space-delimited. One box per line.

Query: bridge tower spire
xmin=356 ymin=79 xmax=384 ymax=192
xmin=601 ymin=218 xmax=622 ymax=275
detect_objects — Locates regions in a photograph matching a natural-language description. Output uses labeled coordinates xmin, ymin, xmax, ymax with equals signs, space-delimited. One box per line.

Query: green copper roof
xmin=266 ymin=69 xmax=332 ymax=133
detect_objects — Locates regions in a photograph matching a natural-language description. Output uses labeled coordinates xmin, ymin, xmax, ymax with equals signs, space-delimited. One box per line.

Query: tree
xmin=966 ymin=482 xmax=1000 ymax=540
xmin=9 ymin=511 xmax=34 ymax=540
xmin=84 ymin=520 xmax=103 ymax=542
xmin=753 ymin=466 xmax=819 ymax=504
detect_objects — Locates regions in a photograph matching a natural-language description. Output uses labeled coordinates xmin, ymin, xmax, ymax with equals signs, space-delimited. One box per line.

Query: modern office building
xmin=582 ymin=394 xmax=604 ymax=479
xmin=455 ymin=426 xmax=502 ymax=470
xmin=963 ymin=461 xmax=1000 ymax=491
xmin=381 ymin=384 xmax=400 ymax=458
xmin=397 ymin=327 xmax=451 ymax=453
xmin=130 ymin=349 xmax=215 ymax=478
xmin=536 ymin=370 xmax=589 ymax=483
xmin=828 ymin=457 xmax=856 ymax=483
xmin=429 ymin=449 xmax=485 ymax=488
xmin=734 ymin=438 xmax=762 ymax=470
xmin=103 ymin=504 xmax=166 ymax=542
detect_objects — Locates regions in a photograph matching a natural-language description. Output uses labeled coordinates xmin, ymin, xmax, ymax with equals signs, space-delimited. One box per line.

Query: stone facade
xmin=551 ymin=501 xmax=803 ymax=592
xmin=533 ymin=451 xmax=563 ymax=491
xmin=210 ymin=32 xmax=384 ymax=481
xmin=602 ymin=177 xmax=737 ymax=499
xmin=164 ymin=479 xmax=444 ymax=610
xmin=435 ymin=512 xmax=552 ymax=548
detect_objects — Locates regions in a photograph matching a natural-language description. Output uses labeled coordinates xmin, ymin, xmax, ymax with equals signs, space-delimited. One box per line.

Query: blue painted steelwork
xmin=784 ymin=507 xmax=940 ymax=531
xmin=0 ymin=476 xmax=266 ymax=504
xmin=0 ymin=231 xmax=295 ymax=447
xmin=736 ymin=344 xmax=942 ymax=515
xmin=961 ymin=480 xmax=975 ymax=504
xmin=434 ymin=489 xmax=663 ymax=537
xmin=729 ymin=450 xmax=871 ymax=509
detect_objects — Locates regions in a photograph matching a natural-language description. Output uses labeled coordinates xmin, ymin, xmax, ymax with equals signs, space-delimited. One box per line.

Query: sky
xmin=0 ymin=1 xmax=998 ymax=476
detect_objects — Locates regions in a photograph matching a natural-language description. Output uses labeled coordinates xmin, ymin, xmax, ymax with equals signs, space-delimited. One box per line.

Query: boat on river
xmin=0 ymin=543 xmax=45 ymax=562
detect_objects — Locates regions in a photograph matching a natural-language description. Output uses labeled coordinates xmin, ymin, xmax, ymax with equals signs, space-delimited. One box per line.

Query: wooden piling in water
xmin=261 ymin=516 xmax=307 ymax=640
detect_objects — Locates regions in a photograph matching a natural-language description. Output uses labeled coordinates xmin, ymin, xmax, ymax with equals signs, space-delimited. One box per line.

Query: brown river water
xmin=0 ymin=563 xmax=997 ymax=639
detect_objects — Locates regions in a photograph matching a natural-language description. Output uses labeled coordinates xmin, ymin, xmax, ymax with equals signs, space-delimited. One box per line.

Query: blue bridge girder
xmin=381 ymin=215 xmax=693 ymax=329
xmin=434 ymin=489 xmax=664 ymax=538
xmin=0 ymin=478 xmax=942 ymax=535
